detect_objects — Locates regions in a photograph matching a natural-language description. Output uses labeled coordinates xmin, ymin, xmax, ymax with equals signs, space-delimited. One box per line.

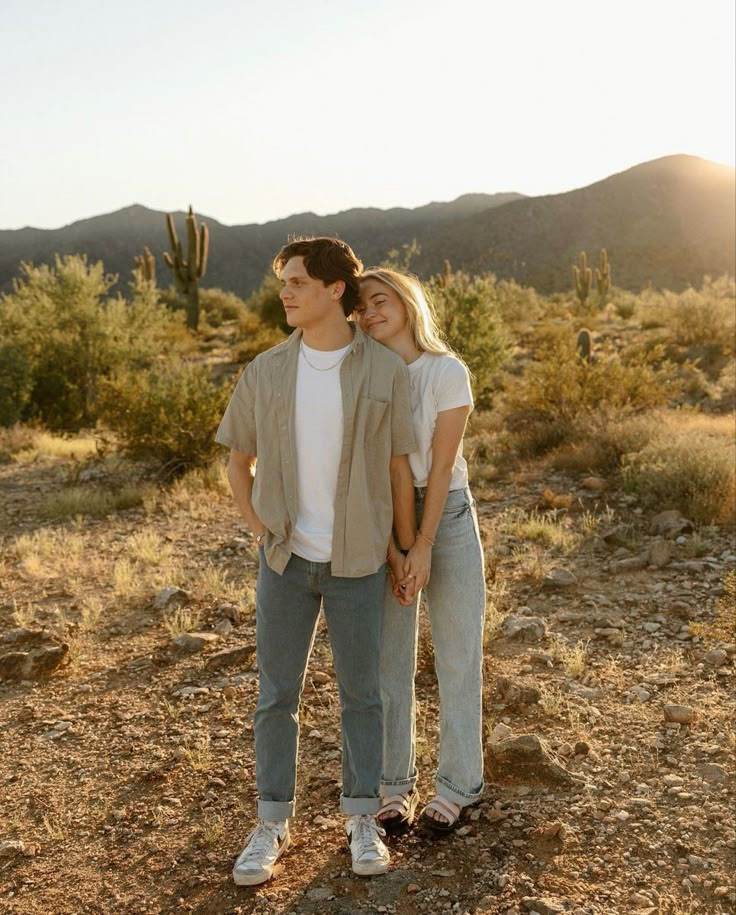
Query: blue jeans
xmin=254 ymin=551 xmax=386 ymax=820
xmin=380 ymin=487 xmax=486 ymax=807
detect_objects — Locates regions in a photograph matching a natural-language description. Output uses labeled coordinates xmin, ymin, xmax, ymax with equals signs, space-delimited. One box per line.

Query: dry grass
xmin=9 ymin=430 xmax=98 ymax=464
xmin=163 ymin=607 xmax=202 ymax=637
xmin=506 ymin=510 xmax=579 ymax=553
xmin=552 ymin=637 xmax=589 ymax=678
xmin=126 ymin=530 xmax=173 ymax=566
xmin=40 ymin=483 xmax=155 ymax=521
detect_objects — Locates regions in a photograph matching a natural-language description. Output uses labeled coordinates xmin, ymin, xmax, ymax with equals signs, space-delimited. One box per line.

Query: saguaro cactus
xmin=163 ymin=206 xmax=209 ymax=329
xmin=576 ymin=327 xmax=593 ymax=363
xmin=572 ymin=252 xmax=592 ymax=308
xmin=595 ymin=248 xmax=611 ymax=309
xmin=134 ymin=246 xmax=156 ymax=284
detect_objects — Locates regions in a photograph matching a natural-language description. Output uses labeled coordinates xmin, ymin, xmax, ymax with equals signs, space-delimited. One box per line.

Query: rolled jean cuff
xmin=258 ymin=799 xmax=295 ymax=821
xmin=340 ymin=795 xmax=381 ymax=815
xmin=436 ymin=775 xmax=484 ymax=808
xmin=380 ymin=775 xmax=417 ymax=794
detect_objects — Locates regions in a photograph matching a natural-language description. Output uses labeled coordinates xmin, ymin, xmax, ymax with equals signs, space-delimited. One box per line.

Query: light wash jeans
xmin=381 ymin=487 xmax=486 ymax=807
xmin=254 ymin=551 xmax=385 ymax=820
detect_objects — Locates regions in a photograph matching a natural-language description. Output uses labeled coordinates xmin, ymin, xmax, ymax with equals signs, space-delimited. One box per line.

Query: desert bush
xmin=0 ymin=424 xmax=38 ymax=463
xmin=640 ymin=275 xmax=736 ymax=352
xmin=0 ymin=343 xmax=34 ymax=426
xmin=199 ymin=288 xmax=248 ymax=327
xmin=247 ymin=273 xmax=288 ymax=332
xmin=426 ymin=268 xmax=511 ymax=408
xmin=236 ymin=310 xmax=287 ymax=363
xmin=503 ymin=334 xmax=675 ymax=454
xmin=0 ymin=255 xmax=184 ymax=429
xmin=621 ymin=415 xmax=735 ymax=524
xmin=99 ymin=359 xmax=231 ymax=475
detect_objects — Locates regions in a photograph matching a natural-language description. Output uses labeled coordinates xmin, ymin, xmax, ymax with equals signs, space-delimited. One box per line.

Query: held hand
xmin=401 ymin=540 xmax=432 ymax=595
xmin=388 ymin=551 xmax=415 ymax=606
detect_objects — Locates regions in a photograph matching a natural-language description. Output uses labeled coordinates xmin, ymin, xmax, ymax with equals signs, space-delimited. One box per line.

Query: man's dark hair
xmin=273 ymin=236 xmax=363 ymax=317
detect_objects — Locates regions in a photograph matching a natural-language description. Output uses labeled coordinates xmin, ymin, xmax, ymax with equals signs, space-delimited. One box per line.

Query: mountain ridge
xmin=0 ymin=156 xmax=733 ymax=297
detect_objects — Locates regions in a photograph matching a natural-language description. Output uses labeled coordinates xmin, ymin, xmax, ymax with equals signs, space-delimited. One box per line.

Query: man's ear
xmin=331 ymin=280 xmax=345 ymax=300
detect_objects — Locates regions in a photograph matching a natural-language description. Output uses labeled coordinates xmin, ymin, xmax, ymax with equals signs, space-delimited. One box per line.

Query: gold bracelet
xmin=417 ymin=530 xmax=436 ymax=546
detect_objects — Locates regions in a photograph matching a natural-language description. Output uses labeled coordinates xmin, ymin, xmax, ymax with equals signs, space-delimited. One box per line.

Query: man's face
xmin=279 ymin=257 xmax=342 ymax=329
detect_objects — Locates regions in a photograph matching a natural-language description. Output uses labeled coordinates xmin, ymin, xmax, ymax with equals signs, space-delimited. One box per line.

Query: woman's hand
xmin=401 ymin=539 xmax=432 ymax=595
xmin=388 ymin=550 xmax=414 ymax=606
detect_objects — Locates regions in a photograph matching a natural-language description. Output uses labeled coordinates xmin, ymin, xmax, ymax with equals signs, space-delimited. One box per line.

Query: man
xmin=216 ymin=237 xmax=416 ymax=884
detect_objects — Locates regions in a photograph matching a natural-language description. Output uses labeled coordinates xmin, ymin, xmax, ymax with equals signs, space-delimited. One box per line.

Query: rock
xmin=494 ymin=676 xmax=541 ymax=707
xmin=407 ymin=884 xmax=420 ymax=894
xmin=205 ymin=644 xmax=255 ymax=671
xmin=611 ymin=555 xmax=649 ymax=572
xmin=650 ymin=510 xmax=693 ymax=537
xmin=574 ymin=740 xmax=590 ymax=756
xmin=600 ymin=526 xmax=630 ymax=548
xmin=502 ymin=615 xmax=547 ymax=643
xmin=628 ymin=686 xmax=651 ymax=702
xmin=522 ymin=897 xmax=565 ymax=915
xmin=217 ymin=603 xmax=243 ymax=625
xmin=489 ymin=723 xmax=514 ymax=747
xmin=153 ymin=587 xmax=189 ymax=610
xmin=126 ymin=656 xmax=153 ymax=670
xmin=542 ymin=568 xmax=578 ymax=589
xmin=704 ymin=649 xmax=728 ymax=667
xmin=663 ymin=704 xmax=695 ymax=724
xmin=698 ymin=763 xmax=728 ymax=784
xmin=172 ymin=632 xmax=219 ymax=653
xmin=581 ymin=476 xmax=608 ymax=491
xmin=647 ymin=539 xmax=672 ymax=568
xmin=487 ymin=733 xmax=582 ymax=786
xmin=0 ymin=840 xmax=25 ymax=858
xmin=213 ymin=619 xmax=234 ymax=636
xmin=0 ymin=633 xmax=69 ymax=681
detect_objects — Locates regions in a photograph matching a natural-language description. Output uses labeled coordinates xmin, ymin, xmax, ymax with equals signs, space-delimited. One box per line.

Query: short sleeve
xmin=436 ymin=357 xmax=474 ymax=413
xmin=215 ymin=359 xmax=258 ymax=455
xmin=390 ymin=360 xmax=417 ymax=456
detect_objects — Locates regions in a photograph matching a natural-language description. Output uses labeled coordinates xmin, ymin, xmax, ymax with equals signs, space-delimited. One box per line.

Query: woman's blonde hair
xmin=359 ymin=268 xmax=460 ymax=358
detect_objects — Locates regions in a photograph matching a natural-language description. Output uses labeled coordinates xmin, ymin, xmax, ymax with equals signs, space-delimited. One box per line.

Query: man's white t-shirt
xmin=291 ymin=341 xmax=351 ymax=562
xmin=407 ymin=352 xmax=474 ymax=490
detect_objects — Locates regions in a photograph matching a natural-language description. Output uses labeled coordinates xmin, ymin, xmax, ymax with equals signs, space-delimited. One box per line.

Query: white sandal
xmin=419 ymin=795 xmax=462 ymax=834
xmin=377 ymin=789 xmax=420 ymax=835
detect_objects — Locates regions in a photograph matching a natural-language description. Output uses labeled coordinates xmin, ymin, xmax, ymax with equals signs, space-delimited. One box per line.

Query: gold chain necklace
xmin=300 ymin=343 xmax=349 ymax=372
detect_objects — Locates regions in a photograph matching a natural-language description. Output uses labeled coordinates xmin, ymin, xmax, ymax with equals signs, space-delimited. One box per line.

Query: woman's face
xmin=356 ymin=278 xmax=410 ymax=347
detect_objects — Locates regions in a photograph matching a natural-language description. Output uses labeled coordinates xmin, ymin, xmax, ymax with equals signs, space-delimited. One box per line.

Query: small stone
xmin=502 ymin=615 xmax=547 ymax=643
xmin=698 ymin=763 xmax=728 ymax=784
xmin=581 ymin=476 xmax=608 ymax=491
xmin=205 ymin=644 xmax=255 ymax=670
xmin=704 ymin=649 xmax=728 ymax=667
xmin=173 ymin=632 xmax=219 ymax=653
xmin=650 ymin=510 xmax=693 ymax=537
xmin=213 ymin=619 xmax=233 ymax=636
xmin=542 ymin=569 xmax=578 ymax=589
xmin=0 ymin=841 xmax=25 ymax=858
xmin=489 ymin=723 xmax=514 ymax=746
xmin=407 ymin=884 xmax=421 ymax=894
xmin=647 ymin=539 xmax=672 ymax=568
xmin=153 ymin=587 xmax=189 ymax=610
xmin=663 ymin=704 xmax=695 ymax=724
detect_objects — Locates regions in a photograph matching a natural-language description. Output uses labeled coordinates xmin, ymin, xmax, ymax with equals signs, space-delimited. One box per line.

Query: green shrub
xmin=640 ymin=276 xmax=735 ymax=351
xmin=236 ymin=310 xmax=287 ymax=363
xmin=503 ymin=335 xmax=676 ymax=455
xmin=99 ymin=360 xmax=231 ymax=476
xmin=621 ymin=421 xmax=736 ymax=524
xmin=426 ymin=269 xmax=511 ymax=408
xmin=247 ymin=273 xmax=288 ymax=332
xmin=0 ymin=343 xmax=33 ymax=426
xmin=200 ymin=288 xmax=248 ymax=327
xmin=0 ymin=255 xmax=184 ymax=429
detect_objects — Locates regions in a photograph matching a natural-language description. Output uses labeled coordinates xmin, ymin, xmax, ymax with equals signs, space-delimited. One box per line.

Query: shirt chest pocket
xmin=358 ymin=397 xmax=389 ymax=439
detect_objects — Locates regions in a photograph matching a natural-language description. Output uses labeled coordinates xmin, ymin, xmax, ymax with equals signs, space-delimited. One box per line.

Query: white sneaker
xmin=345 ymin=814 xmax=390 ymax=876
xmin=232 ymin=820 xmax=291 ymax=886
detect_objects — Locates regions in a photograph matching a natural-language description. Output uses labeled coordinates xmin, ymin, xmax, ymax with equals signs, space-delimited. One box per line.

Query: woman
xmin=355 ymin=268 xmax=486 ymax=834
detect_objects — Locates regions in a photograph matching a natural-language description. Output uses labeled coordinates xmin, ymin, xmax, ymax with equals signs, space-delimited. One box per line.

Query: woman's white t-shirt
xmin=407 ymin=352 xmax=473 ymax=490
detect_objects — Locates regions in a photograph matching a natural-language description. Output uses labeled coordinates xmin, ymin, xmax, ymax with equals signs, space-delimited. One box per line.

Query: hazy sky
xmin=2 ymin=0 xmax=734 ymax=230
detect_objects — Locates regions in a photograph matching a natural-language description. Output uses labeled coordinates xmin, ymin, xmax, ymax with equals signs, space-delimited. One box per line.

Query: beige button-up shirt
xmin=216 ymin=324 xmax=416 ymax=577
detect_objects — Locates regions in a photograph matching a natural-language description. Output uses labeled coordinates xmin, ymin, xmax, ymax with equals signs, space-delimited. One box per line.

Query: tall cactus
xmin=134 ymin=246 xmax=156 ymax=284
xmin=572 ymin=251 xmax=592 ymax=308
xmin=595 ymin=248 xmax=611 ymax=309
xmin=576 ymin=327 xmax=593 ymax=363
xmin=163 ymin=206 xmax=209 ymax=329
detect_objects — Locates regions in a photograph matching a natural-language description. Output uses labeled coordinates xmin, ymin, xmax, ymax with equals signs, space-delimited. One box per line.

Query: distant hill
xmin=0 ymin=155 xmax=733 ymax=298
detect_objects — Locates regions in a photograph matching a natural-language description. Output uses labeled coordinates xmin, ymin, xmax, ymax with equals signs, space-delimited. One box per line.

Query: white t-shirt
xmin=407 ymin=352 xmax=473 ymax=490
xmin=291 ymin=341 xmax=351 ymax=562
